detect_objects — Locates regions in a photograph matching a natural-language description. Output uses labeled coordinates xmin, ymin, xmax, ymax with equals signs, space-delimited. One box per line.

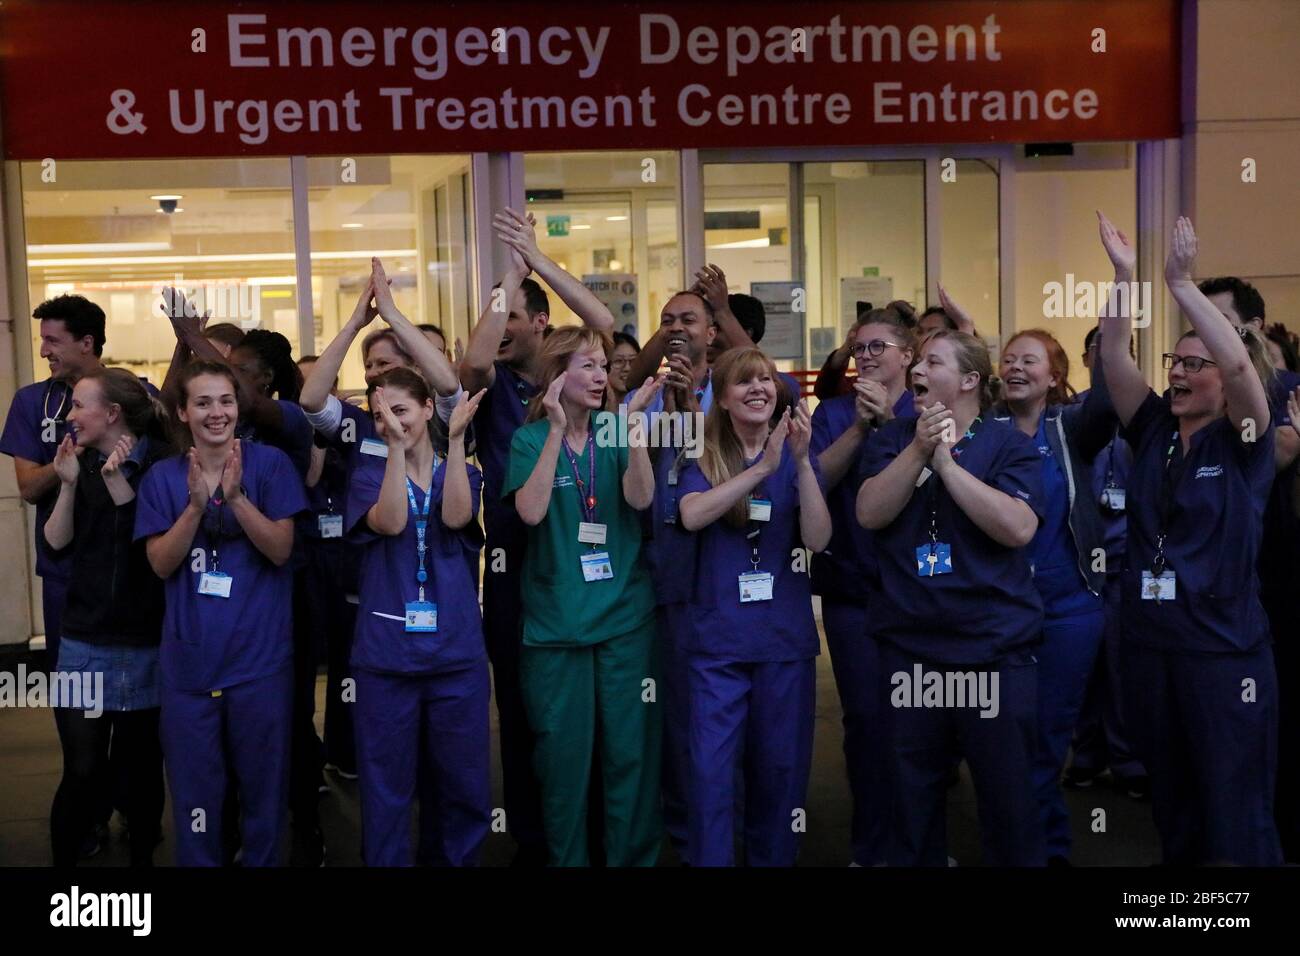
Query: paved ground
xmin=0 ymin=616 xmax=1161 ymax=867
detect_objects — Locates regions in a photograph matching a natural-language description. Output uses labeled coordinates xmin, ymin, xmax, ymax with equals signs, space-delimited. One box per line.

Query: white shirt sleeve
xmin=435 ymin=384 xmax=463 ymax=423
xmin=303 ymin=394 xmax=343 ymax=439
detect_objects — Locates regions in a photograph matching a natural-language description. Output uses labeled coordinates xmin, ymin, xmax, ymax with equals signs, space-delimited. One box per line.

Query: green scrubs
xmin=505 ymin=414 xmax=661 ymax=865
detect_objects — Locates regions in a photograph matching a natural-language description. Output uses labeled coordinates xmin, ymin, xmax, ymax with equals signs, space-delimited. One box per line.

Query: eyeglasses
xmin=610 ymin=357 xmax=636 ymax=368
xmin=850 ymin=339 xmax=903 ymax=359
xmin=1162 ymin=353 xmax=1218 ymax=373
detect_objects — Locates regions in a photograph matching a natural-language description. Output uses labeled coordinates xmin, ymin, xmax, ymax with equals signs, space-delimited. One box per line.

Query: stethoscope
xmin=41 ymin=379 xmax=71 ymax=427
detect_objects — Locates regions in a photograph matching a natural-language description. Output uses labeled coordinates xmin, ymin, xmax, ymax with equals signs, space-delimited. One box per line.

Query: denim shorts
xmin=55 ymin=637 xmax=161 ymax=712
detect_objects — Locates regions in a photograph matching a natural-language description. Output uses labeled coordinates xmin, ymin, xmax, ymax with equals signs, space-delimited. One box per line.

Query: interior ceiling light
xmin=149 ymin=194 xmax=183 ymax=201
xmin=708 ymin=237 xmax=771 ymax=249
xmin=570 ymin=224 xmax=592 ymax=230
xmin=341 ymin=222 xmax=364 ymax=228
xmin=27 ymin=242 xmax=172 ymax=254
xmin=606 ymin=215 xmax=628 ymax=222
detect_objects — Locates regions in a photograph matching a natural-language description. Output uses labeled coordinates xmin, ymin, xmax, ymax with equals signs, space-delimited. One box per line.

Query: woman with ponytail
xmin=856 ymin=329 xmax=1046 ymax=866
xmin=677 ymin=347 xmax=831 ymax=866
xmin=44 ymin=367 xmax=172 ymax=866
xmin=993 ymin=328 xmax=1117 ymax=865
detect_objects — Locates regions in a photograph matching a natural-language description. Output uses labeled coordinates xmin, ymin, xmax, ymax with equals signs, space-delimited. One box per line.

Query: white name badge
xmin=1100 ymin=487 xmax=1126 ymax=512
xmin=748 ymin=498 xmax=772 ymax=522
xmin=580 ymin=551 xmax=614 ymax=582
xmin=1141 ymin=570 xmax=1176 ymax=602
xmin=738 ymin=571 xmax=774 ymax=603
xmin=198 ymin=571 xmax=233 ymax=598
xmin=578 ymin=522 xmax=607 ymax=545
xmin=318 ymin=514 xmax=344 ymax=538
xmin=405 ymin=601 xmax=438 ymax=633
xmin=359 ymin=437 xmax=389 ymax=458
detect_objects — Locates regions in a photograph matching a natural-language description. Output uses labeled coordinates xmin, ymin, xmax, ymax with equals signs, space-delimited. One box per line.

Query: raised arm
xmin=495 ymin=208 xmax=614 ymax=332
xmin=621 ymin=376 xmax=665 ymax=511
xmin=1096 ymin=211 xmax=1150 ymax=428
xmin=161 ymin=288 xmax=284 ymax=433
xmin=221 ymin=442 xmax=294 ymax=566
xmin=461 ymin=242 xmax=530 ymax=395
xmin=1165 ymin=217 xmax=1269 ymax=434
xmin=42 ymin=436 xmax=81 ymax=550
xmin=816 ymin=379 xmax=890 ymax=488
xmin=693 ymin=264 xmax=755 ymax=355
xmin=145 ymin=450 xmax=206 ymax=578
xmin=441 ymin=389 xmax=485 ymax=530
xmin=513 ymin=376 xmax=567 ymax=526
xmin=365 ymin=389 xmax=413 ymax=536
xmin=627 ymin=327 xmax=668 ymax=395
xmin=371 ymin=258 xmax=459 ymax=397
xmin=788 ymin=400 xmax=831 ymax=552
xmin=814 ymin=330 xmax=854 ymax=401
xmin=680 ymin=413 xmax=789 ymax=531
xmin=301 ymin=278 xmax=377 ymax=413
xmin=936 ymin=284 xmax=978 ymax=337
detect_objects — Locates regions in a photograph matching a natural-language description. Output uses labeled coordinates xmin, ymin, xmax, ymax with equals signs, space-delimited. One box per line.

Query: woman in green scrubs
xmin=505 ymin=326 xmax=663 ymax=866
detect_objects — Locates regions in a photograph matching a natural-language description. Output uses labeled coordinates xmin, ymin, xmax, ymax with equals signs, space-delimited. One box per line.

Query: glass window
xmin=307 ymin=155 xmax=474 ymax=391
xmin=22 ymin=158 xmax=296 ymax=386
xmin=939 ymin=159 xmax=1000 ymax=336
xmin=805 ymin=161 xmax=925 ymax=368
xmin=1011 ymin=144 xmax=1137 ymax=393
xmin=523 ymin=151 xmax=680 ymax=343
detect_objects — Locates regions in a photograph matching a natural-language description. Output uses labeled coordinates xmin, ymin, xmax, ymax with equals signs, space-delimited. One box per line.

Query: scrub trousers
xmin=520 ymin=619 xmax=662 ymax=867
xmin=656 ymin=603 xmax=692 ymax=863
xmin=1071 ymin=573 xmax=1145 ymax=779
xmin=1032 ymin=604 xmax=1104 ymax=861
xmin=822 ymin=599 xmax=891 ymax=866
xmin=686 ymin=655 xmax=816 ymax=867
xmin=353 ymin=663 xmax=491 ymax=867
xmin=1121 ymin=641 xmax=1283 ymax=866
xmin=881 ymin=643 xmax=1043 ymax=866
xmin=160 ymin=664 xmax=292 ymax=867
xmin=483 ymin=530 xmax=546 ymax=858
xmin=1265 ymin=593 xmax=1300 ymax=861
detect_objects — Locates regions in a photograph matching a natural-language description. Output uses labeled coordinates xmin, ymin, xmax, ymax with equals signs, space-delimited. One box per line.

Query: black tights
xmin=50 ymin=707 xmax=163 ymax=867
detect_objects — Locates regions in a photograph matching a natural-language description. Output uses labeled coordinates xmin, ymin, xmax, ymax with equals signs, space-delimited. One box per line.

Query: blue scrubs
xmin=1120 ymin=390 xmax=1281 ymax=865
xmin=810 ymin=388 xmax=914 ymax=866
xmin=344 ymin=458 xmax=490 ymax=866
xmin=1072 ymin=432 xmax=1144 ymax=780
xmin=860 ymin=414 xmax=1045 ymax=866
xmin=678 ymin=447 xmax=820 ymax=867
xmin=1261 ymin=370 xmax=1300 ymax=859
xmin=629 ymin=382 xmax=714 ymax=864
xmin=473 ymin=361 xmax=545 ymax=853
xmin=0 ymin=378 xmax=74 ymax=663
xmin=1024 ymin=413 xmax=1104 ymax=862
xmin=134 ymin=441 xmax=307 ymax=866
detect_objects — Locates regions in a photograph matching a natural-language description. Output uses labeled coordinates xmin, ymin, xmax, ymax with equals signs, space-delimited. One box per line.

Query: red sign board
xmin=0 ymin=0 xmax=1181 ymax=159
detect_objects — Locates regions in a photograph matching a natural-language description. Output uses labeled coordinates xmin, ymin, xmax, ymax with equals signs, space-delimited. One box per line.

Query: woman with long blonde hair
xmin=677 ymin=347 xmax=831 ymax=866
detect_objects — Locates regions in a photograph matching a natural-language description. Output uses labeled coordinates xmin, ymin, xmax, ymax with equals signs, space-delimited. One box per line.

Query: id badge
xmin=578 ymin=522 xmax=608 ymax=545
xmin=748 ymin=498 xmax=772 ymax=522
xmin=405 ymin=601 xmax=438 ymax=632
xmin=198 ymin=571 xmax=233 ymax=598
xmin=359 ymin=437 xmax=389 ymax=459
xmin=581 ymin=551 xmax=614 ymax=582
xmin=915 ymin=542 xmax=953 ymax=577
xmin=738 ymin=571 xmax=774 ymax=602
xmin=318 ymin=513 xmax=344 ymax=538
xmin=1141 ymin=570 xmax=1176 ymax=602
xmin=1100 ymin=487 xmax=1126 ymax=512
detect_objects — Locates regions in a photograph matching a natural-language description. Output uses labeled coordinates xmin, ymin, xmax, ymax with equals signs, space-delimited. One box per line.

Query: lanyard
xmin=924 ymin=415 xmax=982 ymax=543
xmin=205 ymin=491 xmax=227 ymax=573
xmin=1152 ymin=431 xmax=1180 ymax=576
xmin=561 ymin=428 xmax=598 ymax=524
xmin=695 ymin=368 xmax=712 ymax=407
xmin=404 ymin=478 xmax=433 ymax=602
xmin=746 ymin=460 xmax=769 ymax=572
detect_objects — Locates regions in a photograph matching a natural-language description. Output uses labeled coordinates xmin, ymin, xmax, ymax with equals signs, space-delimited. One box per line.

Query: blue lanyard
xmin=561 ymin=428 xmax=598 ymax=524
xmin=404 ymin=478 xmax=433 ymax=602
